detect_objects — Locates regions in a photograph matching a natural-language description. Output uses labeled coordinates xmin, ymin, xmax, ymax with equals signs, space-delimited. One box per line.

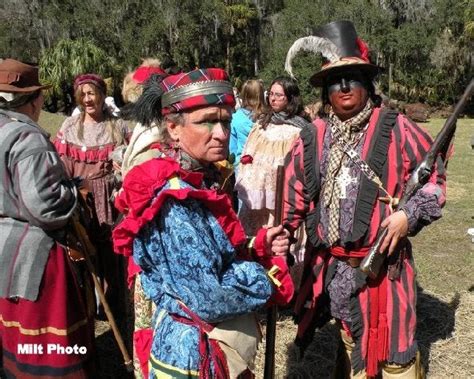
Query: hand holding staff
xmin=264 ymin=165 xmax=288 ymax=379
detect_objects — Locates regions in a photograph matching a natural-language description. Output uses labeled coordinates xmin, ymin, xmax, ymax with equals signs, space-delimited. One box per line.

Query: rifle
xmin=69 ymin=190 xmax=133 ymax=372
xmin=360 ymin=79 xmax=474 ymax=279
xmin=263 ymin=165 xmax=285 ymax=379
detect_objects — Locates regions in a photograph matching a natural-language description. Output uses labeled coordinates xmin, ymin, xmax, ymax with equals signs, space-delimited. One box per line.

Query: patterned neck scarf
xmin=160 ymin=143 xmax=222 ymax=190
xmin=184 ymin=157 xmax=222 ymax=191
xmin=270 ymin=111 xmax=311 ymax=130
xmin=323 ymin=100 xmax=373 ymax=245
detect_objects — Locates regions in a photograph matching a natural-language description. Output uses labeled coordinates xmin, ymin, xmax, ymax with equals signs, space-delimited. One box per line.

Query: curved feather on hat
xmin=285 ymin=36 xmax=341 ymax=78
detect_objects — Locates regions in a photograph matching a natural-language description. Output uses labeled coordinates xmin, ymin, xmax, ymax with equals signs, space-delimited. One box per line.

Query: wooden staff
xmin=263 ymin=165 xmax=286 ymax=379
xmin=70 ymin=210 xmax=133 ymax=372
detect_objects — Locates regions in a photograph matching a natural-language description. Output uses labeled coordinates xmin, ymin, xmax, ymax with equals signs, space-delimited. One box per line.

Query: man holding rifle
xmin=283 ymin=21 xmax=447 ymax=378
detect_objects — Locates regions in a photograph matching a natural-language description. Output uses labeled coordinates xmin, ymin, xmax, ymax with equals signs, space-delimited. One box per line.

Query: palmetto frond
xmin=39 ymin=38 xmax=114 ymax=98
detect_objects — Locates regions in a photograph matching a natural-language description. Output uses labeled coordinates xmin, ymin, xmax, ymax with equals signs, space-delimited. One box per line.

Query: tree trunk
xmin=226 ymin=39 xmax=231 ymax=74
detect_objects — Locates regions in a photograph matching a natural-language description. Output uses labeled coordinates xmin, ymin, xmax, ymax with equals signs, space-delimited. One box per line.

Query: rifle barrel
xmin=430 ymin=79 xmax=474 ymax=153
xmin=360 ymin=79 xmax=474 ymax=279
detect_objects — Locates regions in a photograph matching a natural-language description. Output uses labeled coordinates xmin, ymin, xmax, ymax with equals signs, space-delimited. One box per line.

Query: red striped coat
xmin=282 ymin=107 xmax=446 ymax=375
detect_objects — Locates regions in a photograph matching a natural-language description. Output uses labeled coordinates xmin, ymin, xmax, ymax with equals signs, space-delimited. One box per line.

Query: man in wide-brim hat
xmin=282 ymin=20 xmax=446 ymax=378
xmin=0 ymin=59 xmax=95 ymax=378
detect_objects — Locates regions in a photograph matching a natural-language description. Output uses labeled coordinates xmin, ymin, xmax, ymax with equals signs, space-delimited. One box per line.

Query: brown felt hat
xmin=0 ymin=59 xmax=51 ymax=93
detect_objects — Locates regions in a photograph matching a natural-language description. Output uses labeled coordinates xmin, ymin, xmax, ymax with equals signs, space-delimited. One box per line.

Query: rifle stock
xmin=360 ymin=79 xmax=474 ymax=279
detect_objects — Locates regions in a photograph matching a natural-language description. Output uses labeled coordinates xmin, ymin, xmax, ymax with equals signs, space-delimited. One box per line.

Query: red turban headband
xmin=160 ymin=68 xmax=235 ymax=115
xmin=73 ymin=73 xmax=106 ymax=94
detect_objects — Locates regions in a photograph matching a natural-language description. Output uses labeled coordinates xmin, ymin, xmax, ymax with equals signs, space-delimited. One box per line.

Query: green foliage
xmin=39 ymin=39 xmax=115 ymax=98
xmin=464 ymin=0 xmax=474 ymax=38
xmin=258 ymin=0 xmax=392 ymax=103
xmin=1 ymin=0 xmax=472 ymax=108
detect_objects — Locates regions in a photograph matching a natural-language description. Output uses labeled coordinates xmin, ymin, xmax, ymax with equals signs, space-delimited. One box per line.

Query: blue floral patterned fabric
xmin=133 ymin=178 xmax=273 ymax=377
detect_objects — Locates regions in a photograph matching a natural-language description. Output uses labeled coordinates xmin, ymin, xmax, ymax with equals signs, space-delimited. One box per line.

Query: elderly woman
xmin=54 ymin=74 xmax=130 ymax=314
xmin=113 ymin=68 xmax=293 ymax=378
xmin=0 ymin=59 xmax=94 ymax=377
xmin=235 ymin=76 xmax=311 ymax=267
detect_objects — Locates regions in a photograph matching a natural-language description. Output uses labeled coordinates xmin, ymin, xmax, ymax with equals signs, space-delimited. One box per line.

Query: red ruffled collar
xmin=53 ymin=138 xmax=116 ymax=163
xmin=113 ymin=157 xmax=246 ymax=257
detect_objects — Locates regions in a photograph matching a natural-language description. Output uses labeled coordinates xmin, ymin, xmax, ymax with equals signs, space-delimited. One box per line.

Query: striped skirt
xmin=0 ymin=244 xmax=95 ymax=378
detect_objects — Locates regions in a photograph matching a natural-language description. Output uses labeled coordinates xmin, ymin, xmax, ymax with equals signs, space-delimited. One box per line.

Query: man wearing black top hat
xmin=282 ymin=21 xmax=446 ymax=378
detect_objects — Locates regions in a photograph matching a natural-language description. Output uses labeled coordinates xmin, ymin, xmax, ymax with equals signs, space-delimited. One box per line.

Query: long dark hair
xmin=0 ymin=89 xmax=41 ymax=109
xmin=260 ymin=76 xmax=305 ymax=127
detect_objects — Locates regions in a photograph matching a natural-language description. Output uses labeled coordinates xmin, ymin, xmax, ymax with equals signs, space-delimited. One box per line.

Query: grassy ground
xmin=412 ymin=118 xmax=474 ymax=295
xmin=253 ymin=118 xmax=474 ymax=379
xmin=38 ymin=110 xmax=66 ymax=136
xmin=38 ymin=113 xmax=474 ymax=378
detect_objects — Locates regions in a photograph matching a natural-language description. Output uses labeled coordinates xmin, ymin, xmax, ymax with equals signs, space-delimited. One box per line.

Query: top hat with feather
xmin=285 ymin=20 xmax=381 ymax=87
